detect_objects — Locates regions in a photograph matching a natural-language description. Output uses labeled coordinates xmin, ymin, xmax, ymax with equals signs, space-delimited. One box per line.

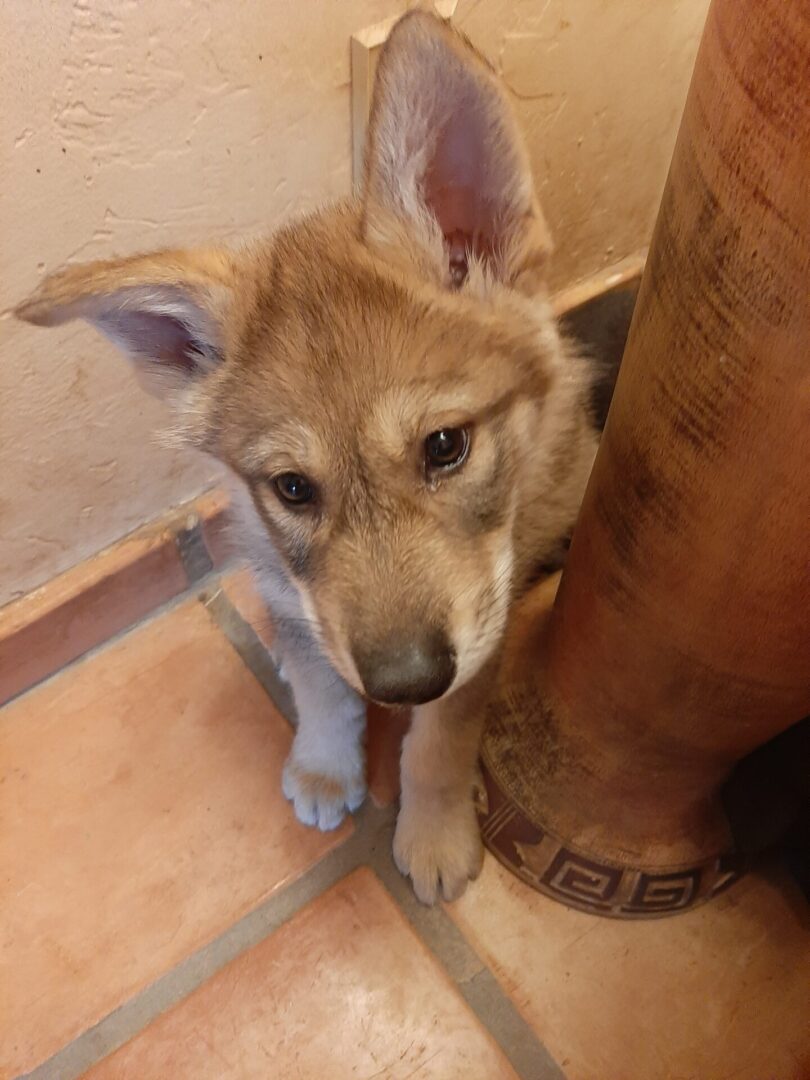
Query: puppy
xmin=16 ymin=11 xmax=598 ymax=904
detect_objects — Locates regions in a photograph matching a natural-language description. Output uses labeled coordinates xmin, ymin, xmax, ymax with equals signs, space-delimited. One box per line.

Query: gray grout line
xmin=175 ymin=520 xmax=215 ymax=583
xmin=20 ymin=806 xmax=379 ymax=1080
xmin=461 ymin=968 xmax=566 ymax=1080
xmin=369 ymin=845 xmax=566 ymax=1080
xmin=201 ymin=584 xmax=298 ymax=724
xmin=16 ymin=563 xmax=565 ymax=1080
xmin=22 ymin=801 xmax=564 ymax=1080
xmin=201 ymin=579 xmax=564 ymax=1077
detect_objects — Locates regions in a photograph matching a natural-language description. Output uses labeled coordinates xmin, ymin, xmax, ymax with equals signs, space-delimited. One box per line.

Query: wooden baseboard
xmin=0 ymin=490 xmax=230 ymax=706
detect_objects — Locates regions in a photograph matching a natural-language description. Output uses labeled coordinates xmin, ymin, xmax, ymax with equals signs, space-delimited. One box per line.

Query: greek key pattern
xmin=477 ymin=762 xmax=747 ymax=919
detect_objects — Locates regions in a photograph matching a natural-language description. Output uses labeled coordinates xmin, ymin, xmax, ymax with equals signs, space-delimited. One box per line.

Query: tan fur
xmin=283 ymin=765 xmax=358 ymax=808
xmin=15 ymin=11 xmax=597 ymax=902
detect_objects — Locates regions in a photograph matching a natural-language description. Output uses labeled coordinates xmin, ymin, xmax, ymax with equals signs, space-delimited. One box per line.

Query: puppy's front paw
xmin=393 ymin=794 xmax=484 ymax=905
xmin=282 ymin=757 xmax=366 ymax=832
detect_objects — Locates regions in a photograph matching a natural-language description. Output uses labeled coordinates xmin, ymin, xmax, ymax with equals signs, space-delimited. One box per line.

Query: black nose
xmin=354 ymin=628 xmax=456 ymax=706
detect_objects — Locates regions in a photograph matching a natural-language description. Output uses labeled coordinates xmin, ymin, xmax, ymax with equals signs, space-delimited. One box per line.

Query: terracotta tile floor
xmin=0 ymin=599 xmax=348 ymax=1077
xmin=2 ymin=558 xmax=808 ymax=1080
xmin=82 ymin=868 xmax=517 ymax=1080
xmin=450 ymin=857 xmax=810 ymax=1080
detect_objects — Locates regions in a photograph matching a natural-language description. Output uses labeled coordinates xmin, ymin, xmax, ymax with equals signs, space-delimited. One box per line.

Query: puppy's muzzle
xmin=353 ymin=628 xmax=456 ymax=706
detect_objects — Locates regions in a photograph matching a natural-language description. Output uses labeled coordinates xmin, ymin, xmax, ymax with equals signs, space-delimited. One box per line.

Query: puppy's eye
xmin=274 ymin=472 xmax=315 ymax=506
xmin=425 ymin=427 xmax=470 ymax=471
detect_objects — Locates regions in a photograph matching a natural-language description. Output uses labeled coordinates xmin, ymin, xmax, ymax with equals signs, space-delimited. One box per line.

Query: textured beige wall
xmin=0 ymin=0 xmax=708 ymax=607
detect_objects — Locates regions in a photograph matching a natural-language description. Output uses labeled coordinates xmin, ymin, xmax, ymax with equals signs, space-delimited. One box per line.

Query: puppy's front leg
xmin=277 ymin=639 xmax=367 ymax=832
xmin=393 ymin=668 xmax=492 ymax=904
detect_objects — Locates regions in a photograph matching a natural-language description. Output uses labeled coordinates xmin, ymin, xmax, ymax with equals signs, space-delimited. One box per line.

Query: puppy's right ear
xmin=15 ymin=248 xmax=238 ymax=397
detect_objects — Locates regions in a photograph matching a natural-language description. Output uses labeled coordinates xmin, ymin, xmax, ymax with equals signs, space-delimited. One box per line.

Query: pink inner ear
xmin=422 ymin=98 xmax=498 ymax=283
xmin=96 ymin=309 xmax=207 ymax=376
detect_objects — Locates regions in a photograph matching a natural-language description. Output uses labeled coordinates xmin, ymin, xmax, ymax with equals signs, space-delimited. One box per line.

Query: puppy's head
xmin=17 ymin=12 xmax=566 ymax=705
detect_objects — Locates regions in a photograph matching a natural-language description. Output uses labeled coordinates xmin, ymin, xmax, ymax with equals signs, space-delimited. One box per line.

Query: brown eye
xmin=425 ymin=427 xmax=470 ymax=470
xmin=274 ymin=472 xmax=315 ymax=505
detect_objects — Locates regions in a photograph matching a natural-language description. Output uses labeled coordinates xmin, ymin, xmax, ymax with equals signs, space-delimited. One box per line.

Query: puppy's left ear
xmin=361 ymin=10 xmax=552 ymax=295
xmin=15 ymin=248 xmax=238 ymax=397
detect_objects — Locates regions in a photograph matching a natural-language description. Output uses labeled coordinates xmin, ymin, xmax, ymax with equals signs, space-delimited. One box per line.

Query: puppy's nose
xmin=354 ymin=629 xmax=456 ymax=706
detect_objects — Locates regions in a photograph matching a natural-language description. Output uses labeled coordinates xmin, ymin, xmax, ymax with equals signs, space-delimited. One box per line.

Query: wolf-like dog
xmin=17 ymin=11 xmax=599 ymax=904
